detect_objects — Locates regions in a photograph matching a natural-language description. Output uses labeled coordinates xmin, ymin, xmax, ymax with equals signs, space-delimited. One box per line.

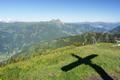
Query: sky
xmin=0 ymin=0 xmax=120 ymax=22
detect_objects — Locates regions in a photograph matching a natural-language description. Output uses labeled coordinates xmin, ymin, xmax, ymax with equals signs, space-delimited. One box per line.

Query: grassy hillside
xmin=0 ymin=43 xmax=120 ymax=80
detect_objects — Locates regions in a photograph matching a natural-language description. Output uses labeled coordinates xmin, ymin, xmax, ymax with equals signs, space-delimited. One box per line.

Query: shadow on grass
xmin=61 ymin=54 xmax=113 ymax=80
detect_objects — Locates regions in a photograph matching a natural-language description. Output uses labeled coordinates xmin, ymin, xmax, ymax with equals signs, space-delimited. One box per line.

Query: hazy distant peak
xmin=49 ymin=19 xmax=64 ymax=24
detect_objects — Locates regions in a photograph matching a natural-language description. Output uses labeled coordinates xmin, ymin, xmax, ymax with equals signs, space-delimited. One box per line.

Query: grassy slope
xmin=0 ymin=43 xmax=120 ymax=80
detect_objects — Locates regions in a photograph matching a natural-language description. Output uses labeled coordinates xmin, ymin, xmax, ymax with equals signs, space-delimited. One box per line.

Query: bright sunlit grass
xmin=0 ymin=43 xmax=120 ymax=80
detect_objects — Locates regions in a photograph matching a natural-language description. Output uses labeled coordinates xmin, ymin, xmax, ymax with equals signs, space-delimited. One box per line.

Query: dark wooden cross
xmin=61 ymin=54 xmax=113 ymax=80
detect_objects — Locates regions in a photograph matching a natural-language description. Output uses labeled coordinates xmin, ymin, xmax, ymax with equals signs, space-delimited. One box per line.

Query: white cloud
xmin=0 ymin=18 xmax=15 ymax=23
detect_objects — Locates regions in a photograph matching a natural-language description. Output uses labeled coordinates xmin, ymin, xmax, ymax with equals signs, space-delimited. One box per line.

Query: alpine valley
xmin=0 ymin=20 xmax=120 ymax=80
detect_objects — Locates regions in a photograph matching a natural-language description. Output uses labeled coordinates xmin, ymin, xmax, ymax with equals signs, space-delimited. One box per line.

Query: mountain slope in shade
xmin=110 ymin=25 xmax=120 ymax=34
xmin=7 ymin=32 xmax=120 ymax=63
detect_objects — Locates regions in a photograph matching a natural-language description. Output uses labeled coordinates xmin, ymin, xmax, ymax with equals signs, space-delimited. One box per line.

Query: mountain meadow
xmin=0 ymin=43 xmax=120 ymax=80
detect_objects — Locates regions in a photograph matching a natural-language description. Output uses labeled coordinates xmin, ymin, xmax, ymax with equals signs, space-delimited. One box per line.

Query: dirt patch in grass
xmin=88 ymin=74 xmax=119 ymax=80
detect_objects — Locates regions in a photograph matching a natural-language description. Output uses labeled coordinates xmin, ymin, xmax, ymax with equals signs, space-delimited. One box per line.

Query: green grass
xmin=0 ymin=43 xmax=120 ymax=80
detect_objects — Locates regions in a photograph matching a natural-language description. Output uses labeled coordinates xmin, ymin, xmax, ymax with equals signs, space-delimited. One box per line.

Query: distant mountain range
xmin=0 ymin=20 xmax=120 ymax=61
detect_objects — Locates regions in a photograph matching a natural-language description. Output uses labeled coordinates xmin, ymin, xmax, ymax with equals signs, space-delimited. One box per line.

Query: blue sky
xmin=0 ymin=0 xmax=120 ymax=22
